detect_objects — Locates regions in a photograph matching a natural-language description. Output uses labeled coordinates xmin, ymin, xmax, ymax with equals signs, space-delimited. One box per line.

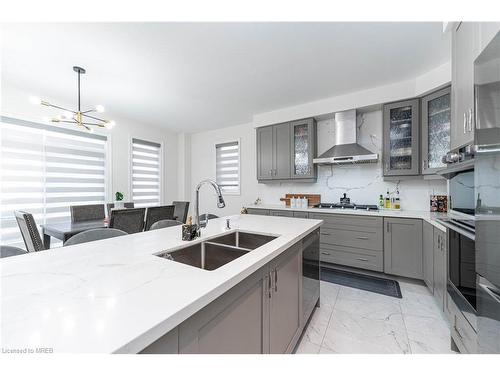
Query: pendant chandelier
xmin=31 ymin=66 xmax=115 ymax=132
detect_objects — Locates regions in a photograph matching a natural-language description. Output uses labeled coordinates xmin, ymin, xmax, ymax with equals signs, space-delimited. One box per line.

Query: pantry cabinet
xmin=256 ymin=118 xmax=316 ymax=182
xmin=383 ymin=99 xmax=420 ymax=177
xmin=451 ymin=22 xmax=477 ymax=150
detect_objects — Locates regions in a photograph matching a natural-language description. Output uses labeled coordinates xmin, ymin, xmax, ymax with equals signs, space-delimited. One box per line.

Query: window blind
xmin=131 ymin=138 xmax=161 ymax=207
xmin=0 ymin=117 xmax=107 ymax=248
xmin=216 ymin=141 xmax=240 ymax=194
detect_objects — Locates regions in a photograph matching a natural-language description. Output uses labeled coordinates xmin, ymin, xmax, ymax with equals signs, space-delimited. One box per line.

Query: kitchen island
xmin=0 ymin=215 xmax=321 ymax=354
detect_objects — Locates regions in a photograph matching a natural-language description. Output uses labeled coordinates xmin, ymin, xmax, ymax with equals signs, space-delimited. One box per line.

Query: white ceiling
xmin=1 ymin=22 xmax=450 ymax=133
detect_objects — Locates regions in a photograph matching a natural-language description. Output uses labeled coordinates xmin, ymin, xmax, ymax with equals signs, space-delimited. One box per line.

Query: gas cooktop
xmin=313 ymin=203 xmax=379 ymax=211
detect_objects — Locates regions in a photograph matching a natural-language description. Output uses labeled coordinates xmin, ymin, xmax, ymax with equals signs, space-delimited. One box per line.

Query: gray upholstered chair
xmin=70 ymin=204 xmax=105 ymax=223
xmin=106 ymin=202 xmax=134 ymax=216
xmin=14 ymin=211 xmax=46 ymax=252
xmin=109 ymin=208 xmax=146 ymax=234
xmin=172 ymin=201 xmax=190 ymax=223
xmin=149 ymin=219 xmax=183 ymax=230
xmin=63 ymin=228 xmax=127 ymax=247
xmin=144 ymin=205 xmax=175 ymax=231
xmin=1 ymin=245 xmax=28 ymax=258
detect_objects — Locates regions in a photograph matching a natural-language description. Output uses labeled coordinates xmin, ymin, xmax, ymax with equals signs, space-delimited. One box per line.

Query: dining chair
xmin=109 ymin=208 xmax=146 ymax=234
xmin=14 ymin=211 xmax=46 ymax=252
xmin=70 ymin=204 xmax=105 ymax=223
xmin=149 ymin=219 xmax=183 ymax=230
xmin=63 ymin=228 xmax=127 ymax=247
xmin=1 ymin=245 xmax=28 ymax=258
xmin=172 ymin=201 xmax=190 ymax=223
xmin=106 ymin=202 xmax=135 ymax=216
xmin=144 ymin=205 xmax=175 ymax=231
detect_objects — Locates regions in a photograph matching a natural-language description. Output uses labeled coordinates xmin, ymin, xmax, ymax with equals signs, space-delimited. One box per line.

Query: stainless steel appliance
xmin=301 ymin=229 xmax=320 ymax=324
xmin=474 ymin=31 xmax=500 ymax=353
xmin=438 ymin=217 xmax=477 ymax=330
xmin=314 ymin=203 xmax=379 ymax=211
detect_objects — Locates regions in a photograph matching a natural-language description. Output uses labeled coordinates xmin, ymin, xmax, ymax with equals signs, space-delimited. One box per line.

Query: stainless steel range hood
xmin=313 ymin=110 xmax=378 ymax=165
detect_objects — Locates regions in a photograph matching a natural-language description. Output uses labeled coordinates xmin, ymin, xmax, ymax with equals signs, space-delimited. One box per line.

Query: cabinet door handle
xmin=321 ymin=252 xmax=330 ymax=256
xmin=386 ymin=222 xmax=390 ymax=232
xmin=356 ymin=257 xmax=369 ymax=262
xmin=268 ymin=272 xmax=272 ymax=299
xmin=321 ymin=233 xmax=330 ymax=236
xmin=463 ymin=113 xmax=467 ymax=134
xmin=437 ymin=235 xmax=441 ymax=248
xmin=468 ymin=109 xmax=473 ymax=132
xmin=274 ymin=267 xmax=278 ymax=292
xmin=268 ymin=170 xmax=272 ymax=175
xmin=356 ymin=236 xmax=369 ymax=240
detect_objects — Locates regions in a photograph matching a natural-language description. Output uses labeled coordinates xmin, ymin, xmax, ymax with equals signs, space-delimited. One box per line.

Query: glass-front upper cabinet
xmin=421 ymin=86 xmax=451 ymax=175
xmin=290 ymin=118 xmax=316 ymax=179
xmin=383 ymin=99 xmax=420 ymax=176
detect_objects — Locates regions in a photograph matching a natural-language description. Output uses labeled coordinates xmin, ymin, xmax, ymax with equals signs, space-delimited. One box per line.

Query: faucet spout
xmin=194 ymin=179 xmax=226 ymax=232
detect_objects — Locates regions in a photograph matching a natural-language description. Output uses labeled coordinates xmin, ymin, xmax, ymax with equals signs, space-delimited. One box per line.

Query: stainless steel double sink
xmin=156 ymin=231 xmax=278 ymax=271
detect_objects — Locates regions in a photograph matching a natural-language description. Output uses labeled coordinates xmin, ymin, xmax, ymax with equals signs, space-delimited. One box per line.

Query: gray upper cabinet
xmin=290 ymin=118 xmax=316 ymax=179
xmin=423 ymin=221 xmax=434 ymax=292
xmin=421 ymin=86 xmax=451 ymax=175
xmin=451 ymin=22 xmax=477 ymax=150
xmin=256 ymin=126 xmax=274 ymax=180
xmin=256 ymin=118 xmax=316 ymax=182
xmin=273 ymin=123 xmax=291 ymax=179
xmin=383 ymin=99 xmax=420 ymax=176
xmin=384 ymin=218 xmax=423 ymax=279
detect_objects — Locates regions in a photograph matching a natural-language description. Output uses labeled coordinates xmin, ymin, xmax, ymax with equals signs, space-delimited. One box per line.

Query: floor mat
xmin=321 ymin=267 xmax=402 ymax=298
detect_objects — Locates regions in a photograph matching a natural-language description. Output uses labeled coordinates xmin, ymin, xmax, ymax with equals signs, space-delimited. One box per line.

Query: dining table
xmin=41 ymin=219 xmax=107 ymax=248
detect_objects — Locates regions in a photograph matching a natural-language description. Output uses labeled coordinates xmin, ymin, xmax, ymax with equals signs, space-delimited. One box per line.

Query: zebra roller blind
xmin=216 ymin=140 xmax=240 ymax=194
xmin=131 ymin=138 xmax=162 ymax=207
xmin=0 ymin=117 xmax=107 ymax=248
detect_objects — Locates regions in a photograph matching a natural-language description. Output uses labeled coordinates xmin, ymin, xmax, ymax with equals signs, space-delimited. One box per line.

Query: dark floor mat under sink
xmin=321 ymin=268 xmax=402 ymax=299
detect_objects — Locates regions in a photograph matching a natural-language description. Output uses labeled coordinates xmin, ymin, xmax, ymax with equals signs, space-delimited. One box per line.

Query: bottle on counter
xmin=302 ymin=197 xmax=308 ymax=209
xmin=394 ymin=190 xmax=401 ymax=210
xmin=385 ymin=190 xmax=391 ymax=209
xmin=290 ymin=196 xmax=296 ymax=208
xmin=379 ymin=194 xmax=384 ymax=209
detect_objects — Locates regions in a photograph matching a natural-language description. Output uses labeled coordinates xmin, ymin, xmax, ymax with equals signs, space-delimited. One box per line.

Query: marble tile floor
xmin=295 ymin=277 xmax=456 ymax=354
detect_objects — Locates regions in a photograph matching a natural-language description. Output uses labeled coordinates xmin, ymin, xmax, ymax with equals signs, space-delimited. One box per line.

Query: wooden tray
xmin=280 ymin=194 xmax=320 ymax=207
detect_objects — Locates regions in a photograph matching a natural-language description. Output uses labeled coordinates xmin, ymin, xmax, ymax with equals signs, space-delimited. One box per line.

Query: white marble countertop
xmin=0 ymin=215 xmax=322 ymax=354
xmin=245 ymin=204 xmax=459 ymax=232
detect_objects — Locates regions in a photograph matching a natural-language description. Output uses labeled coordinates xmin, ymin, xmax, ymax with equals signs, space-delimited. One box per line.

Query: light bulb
xmin=30 ymin=96 xmax=42 ymax=105
xmin=105 ymin=120 xmax=116 ymax=129
xmin=95 ymin=105 xmax=105 ymax=113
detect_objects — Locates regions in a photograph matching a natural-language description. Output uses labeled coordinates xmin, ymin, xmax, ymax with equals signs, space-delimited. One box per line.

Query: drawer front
xmin=310 ymin=213 xmax=382 ymax=229
xmin=320 ymin=244 xmax=383 ymax=272
xmin=270 ymin=210 xmax=294 ymax=217
xmin=447 ymin=294 xmax=477 ymax=353
xmin=293 ymin=211 xmax=309 ymax=219
xmin=246 ymin=208 xmax=270 ymax=216
xmin=320 ymin=227 xmax=383 ymax=251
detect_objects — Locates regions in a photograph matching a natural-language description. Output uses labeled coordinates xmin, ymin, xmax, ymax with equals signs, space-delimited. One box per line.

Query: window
xmin=131 ymin=138 xmax=162 ymax=207
xmin=216 ymin=140 xmax=240 ymax=195
xmin=0 ymin=116 xmax=108 ymax=248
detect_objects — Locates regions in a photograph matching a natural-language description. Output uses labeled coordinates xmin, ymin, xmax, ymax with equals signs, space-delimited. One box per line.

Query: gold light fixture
xmin=31 ymin=66 xmax=115 ymax=131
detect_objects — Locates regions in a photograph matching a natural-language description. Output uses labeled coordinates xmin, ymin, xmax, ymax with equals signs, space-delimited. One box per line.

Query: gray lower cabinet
xmin=269 ymin=242 xmax=302 ymax=354
xmin=384 ymin=218 xmax=423 ymax=279
xmin=311 ymin=213 xmax=384 ymax=272
xmin=246 ymin=208 xmax=270 ymax=215
xmin=147 ymin=241 xmax=303 ymax=354
xmin=433 ymin=228 xmax=446 ymax=311
xmin=293 ymin=211 xmax=309 ymax=218
xmin=422 ymin=221 xmax=434 ymax=292
xmin=270 ymin=210 xmax=294 ymax=217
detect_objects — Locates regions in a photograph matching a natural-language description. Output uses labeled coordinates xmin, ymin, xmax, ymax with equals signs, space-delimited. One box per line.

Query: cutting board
xmin=280 ymin=194 xmax=320 ymax=207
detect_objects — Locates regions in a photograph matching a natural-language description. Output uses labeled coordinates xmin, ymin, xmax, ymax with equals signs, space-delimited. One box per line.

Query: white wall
xmin=1 ymin=83 xmax=178 ymax=204
xmin=189 ymin=110 xmax=447 ymax=216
